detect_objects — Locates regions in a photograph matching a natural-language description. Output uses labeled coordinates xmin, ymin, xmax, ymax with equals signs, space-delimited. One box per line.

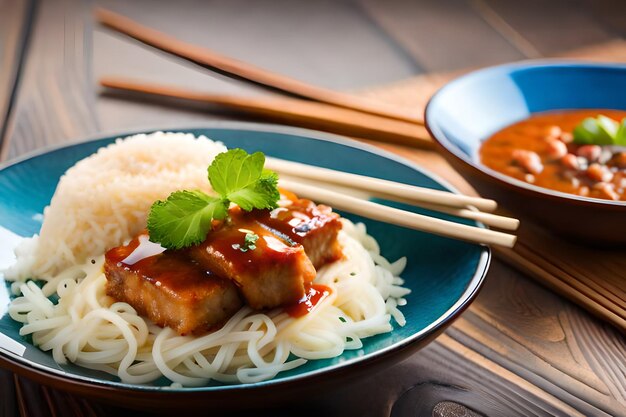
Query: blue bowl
xmin=0 ymin=123 xmax=489 ymax=410
xmin=425 ymin=61 xmax=626 ymax=244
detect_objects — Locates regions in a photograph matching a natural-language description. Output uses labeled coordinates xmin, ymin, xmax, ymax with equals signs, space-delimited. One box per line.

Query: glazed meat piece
xmin=190 ymin=210 xmax=317 ymax=309
xmin=105 ymin=235 xmax=242 ymax=335
xmin=248 ymin=191 xmax=343 ymax=269
xmin=104 ymin=191 xmax=343 ymax=334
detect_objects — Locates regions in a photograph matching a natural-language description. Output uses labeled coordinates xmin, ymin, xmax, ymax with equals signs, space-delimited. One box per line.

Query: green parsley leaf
xmin=208 ymin=149 xmax=279 ymax=210
xmin=573 ymin=115 xmax=620 ymax=145
xmin=208 ymin=149 xmax=264 ymax=197
xmin=228 ymin=170 xmax=280 ymax=211
xmin=148 ymin=149 xmax=280 ymax=250
xmin=147 ymin=190 xmax=229 ymax=249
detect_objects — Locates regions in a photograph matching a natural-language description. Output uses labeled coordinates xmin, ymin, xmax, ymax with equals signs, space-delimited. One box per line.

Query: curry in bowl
xmin=480 ymin=110 xmax=626 ymax=201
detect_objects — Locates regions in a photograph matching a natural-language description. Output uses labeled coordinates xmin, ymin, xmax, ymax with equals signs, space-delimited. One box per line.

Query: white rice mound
xmin=6 ymin=132 xmax=227 ymax=280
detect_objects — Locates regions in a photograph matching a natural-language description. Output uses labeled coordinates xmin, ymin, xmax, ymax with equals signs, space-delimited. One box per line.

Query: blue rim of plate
xmin=0 ymin=121 xmax=490 ymax=393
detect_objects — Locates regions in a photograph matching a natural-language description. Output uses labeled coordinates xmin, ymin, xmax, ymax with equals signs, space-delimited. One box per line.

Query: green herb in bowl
xmin=573 ymin=114 xmax=626 ymax=146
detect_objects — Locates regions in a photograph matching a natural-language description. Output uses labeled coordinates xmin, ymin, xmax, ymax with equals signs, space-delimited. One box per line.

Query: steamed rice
xmin=6 ymin=132 xmax=227 ymax=280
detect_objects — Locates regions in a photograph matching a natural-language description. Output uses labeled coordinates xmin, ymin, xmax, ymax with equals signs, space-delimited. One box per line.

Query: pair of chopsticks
xmin=494 ymin=243 xmax=626 ymax=330
xmin=95 ymin=8 xmax=433 ymax=149
xmin=94 ymin=8 xmax=519 ymax=247
xmin=268 ymin=158 xmax=518 ymax=248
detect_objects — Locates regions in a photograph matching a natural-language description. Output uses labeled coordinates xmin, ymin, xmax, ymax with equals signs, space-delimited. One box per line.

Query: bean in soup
xmin=479 ymin=110 xmax=626 ymax=201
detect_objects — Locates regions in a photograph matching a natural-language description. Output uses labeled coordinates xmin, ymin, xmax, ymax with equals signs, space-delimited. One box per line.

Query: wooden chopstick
xmin=269 ymin=158 xmax=517 ymax=230
xmin=279 ymin=178 xmax=517 ymax=248
xmin=280 ymin=173 xmax=517 ymax=230
xmin=515 ymin=242 xmax=626 ymax=313
xmin=266 ymin=158 xmax=497 ymax=212
xmin=494 ymin=246 xmax=626 ymax=331
xmin=385 ymin=199 xmax=519 ymax=230
xmin=95 ymin=8 xmax=424 ymax=126
xmin=100 ymin=77 xmax=434 ymax=149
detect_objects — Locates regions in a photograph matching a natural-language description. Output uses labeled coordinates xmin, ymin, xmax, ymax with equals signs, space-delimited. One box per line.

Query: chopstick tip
xmin=483 ymin=199 xmax=498 ymax=212
xmin=93 ymin=6 xmax=109 ymax=21
xmin=506 ymin=234 xmax=518 ymax=248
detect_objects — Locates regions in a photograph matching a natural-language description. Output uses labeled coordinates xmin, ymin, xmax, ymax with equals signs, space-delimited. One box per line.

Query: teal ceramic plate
xmin=0 ymin=123 xmax=489 ymax=409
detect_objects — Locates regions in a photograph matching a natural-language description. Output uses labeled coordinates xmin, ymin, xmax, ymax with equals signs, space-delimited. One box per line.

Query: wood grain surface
xmin=1 ymin=1 xmax=626 ymax=416
xmin=0 ymin=0 xmax=33 ymax=155
xmin=1 ymin=0 xmax=98 ymax=161
xmin=95 ymin=7 xmax=425 ymax=125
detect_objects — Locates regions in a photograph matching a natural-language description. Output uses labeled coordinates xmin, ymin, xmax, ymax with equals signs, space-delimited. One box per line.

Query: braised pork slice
xmin=103 ymin=191 xmax=343 ymax=335
xmin=248 ymin=191 xmax=343 ymax=269
xmin=189 ymin=210 xmax=317 ymax=309
xmin=104 ymin=235 xmax=242 ymax=335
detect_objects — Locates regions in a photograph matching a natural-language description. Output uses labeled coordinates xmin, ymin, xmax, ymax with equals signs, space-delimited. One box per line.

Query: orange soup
xmin=480 ymin=109 xmax=626 ymax=201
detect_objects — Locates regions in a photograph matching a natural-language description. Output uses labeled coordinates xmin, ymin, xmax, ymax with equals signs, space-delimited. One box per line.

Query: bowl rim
xmin=0 ymin=121 xmax=491 ymax=394
xmin=424 ymin=59 xmax=626 ymax=209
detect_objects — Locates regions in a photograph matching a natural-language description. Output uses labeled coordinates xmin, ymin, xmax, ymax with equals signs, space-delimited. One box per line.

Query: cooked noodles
xmin=3 ymin=132 xmax=410 ymax=386
xmin=7 ymin=219 xmax=409 ymax=385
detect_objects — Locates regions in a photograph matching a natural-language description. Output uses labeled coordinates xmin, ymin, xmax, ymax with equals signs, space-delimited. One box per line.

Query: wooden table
xmin=1 ymin=1 xmax=626 ymax=416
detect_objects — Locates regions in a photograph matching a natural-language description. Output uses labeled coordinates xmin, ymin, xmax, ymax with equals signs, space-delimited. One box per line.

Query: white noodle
xmin=2 ymin=133 xmax=410 ymax=385
xmin=6 ymin=220 xmax=410 ymax=385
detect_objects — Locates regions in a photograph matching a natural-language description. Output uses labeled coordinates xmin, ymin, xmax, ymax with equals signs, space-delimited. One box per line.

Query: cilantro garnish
xmin=244 ymin=232 xmax=259 ymax=251
xmin=147 ymin=149 xmax=279 ymax=250
xmin=232 ymin=232 xmax=259 ymax=252
xmin=573 ymin=115 xmax=626 ymax=146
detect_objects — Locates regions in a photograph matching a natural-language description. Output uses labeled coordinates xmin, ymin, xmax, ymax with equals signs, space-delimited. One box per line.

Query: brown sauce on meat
xmin=199 ymin=208 xmax=304 ymax=276
xmin=243 ymin=191 xmax=339 ymax=246
xmin=105 ymin=235 xmax=225 ymax=294
xmin=107 ymin=234 xmax=331 ymax=317
xmin=105 ymin=193 xmax=343 ymax=325
xmin=480 ymin=109 xmax=626 ymax=201
xmin=285 ymin=284 xmax=332 ymax=318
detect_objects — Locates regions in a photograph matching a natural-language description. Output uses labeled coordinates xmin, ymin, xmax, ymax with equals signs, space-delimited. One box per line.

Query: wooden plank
xmin=94 ymin=0 xmax=419 ymax=89
xmin=92 ymin=0 xmax=420 ymax=132
xmin=578 ymin=0 xmax=626 ymax=36
xmin=476 ymin=0 xmax=616 ymax=57
xmin=0 ymin=0 xmax=98 ymax=161
xmin=0 ymin=368 xmax=18 ymax=417
xmin=357 ymin=39 xmax=626 ymax=125
xmin=358 ymin=0 xmax=525 ymax=72
xmin=0 ymin=0 xmax=32 ymax=158
xmin=453 ymin=264 xmax=626 ymax=415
